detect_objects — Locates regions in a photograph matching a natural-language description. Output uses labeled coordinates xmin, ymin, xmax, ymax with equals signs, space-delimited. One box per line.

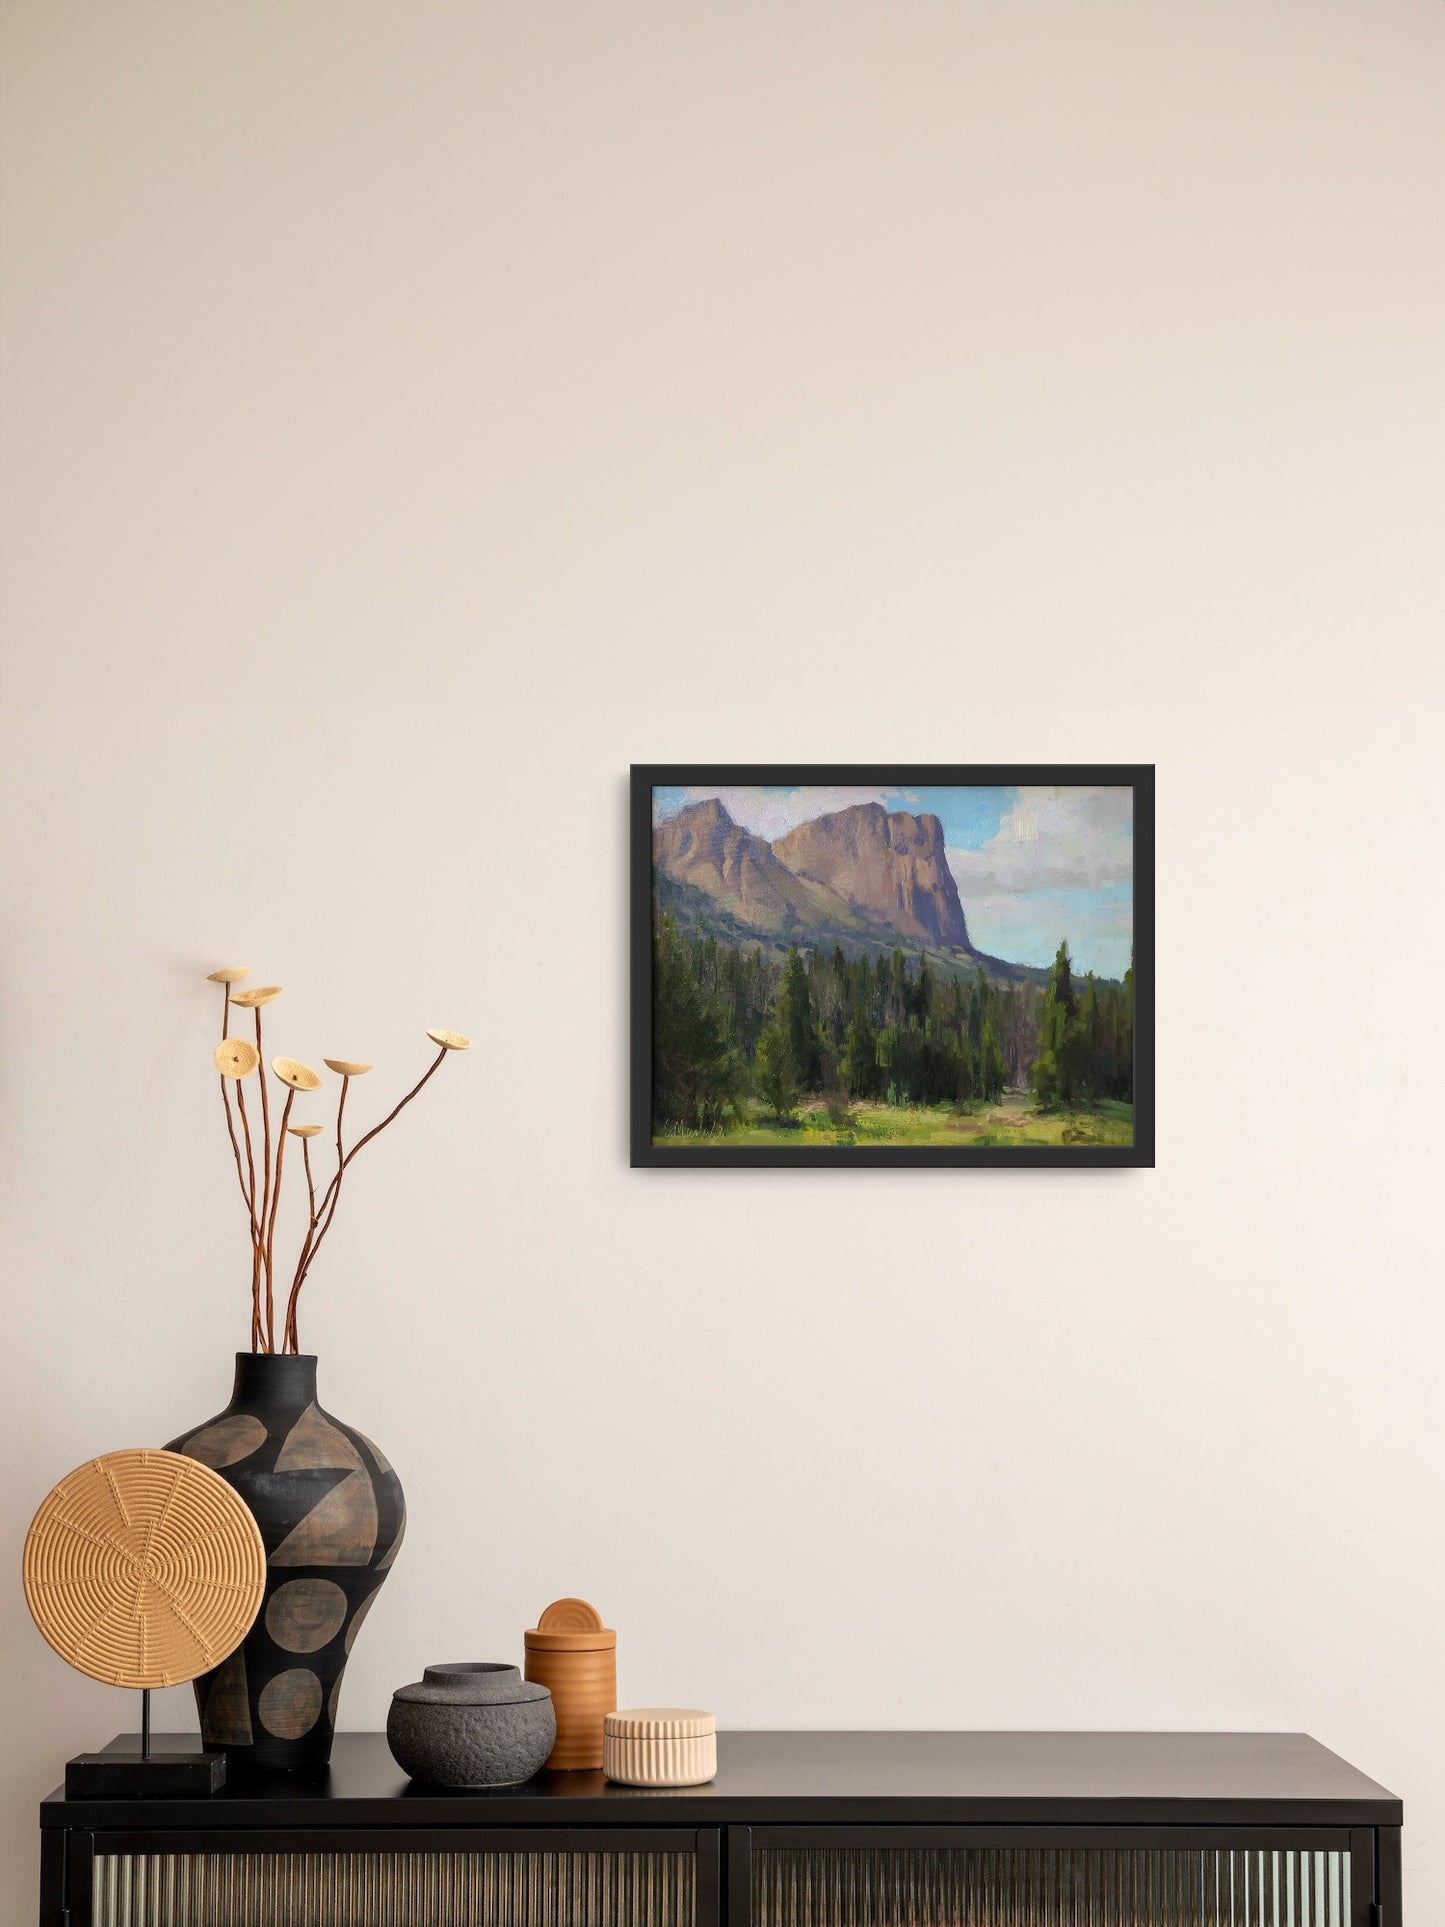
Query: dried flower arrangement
xmin=208 ymin=965 xmax=471 ymax=1353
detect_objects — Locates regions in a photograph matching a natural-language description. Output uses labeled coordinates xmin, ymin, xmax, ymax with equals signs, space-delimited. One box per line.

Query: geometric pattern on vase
xmin=272 ymin=1404 xmax=363 ymax=1472
xmin=269 ymin=1469 xmax=378 ymax=1566
xmin=201 ymin=1647 xmax=253 ymax=1745
xmin=166 ymin=1352 xmax=404 ymax=1770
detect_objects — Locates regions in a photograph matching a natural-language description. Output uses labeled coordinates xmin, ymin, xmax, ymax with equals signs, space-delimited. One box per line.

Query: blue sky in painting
xmin=654 ymin=782 xmax=1134 ymax=978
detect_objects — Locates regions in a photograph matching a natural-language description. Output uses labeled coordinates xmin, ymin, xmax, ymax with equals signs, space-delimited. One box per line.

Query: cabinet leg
xmin=38 ymin=1832 xmax=65 ymax=1927
xmin=1378 ymin=1826 xmax=1403 ymax=1926
xmin=726 ymin=1825 xmax=752 ymax=1927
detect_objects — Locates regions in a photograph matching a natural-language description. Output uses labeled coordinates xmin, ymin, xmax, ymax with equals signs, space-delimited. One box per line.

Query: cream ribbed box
xmin=602 ymin=1708 xmax=716 ymax=1786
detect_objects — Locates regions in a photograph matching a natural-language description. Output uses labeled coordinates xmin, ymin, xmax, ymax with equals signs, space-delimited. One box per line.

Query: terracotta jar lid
xmin=525 ymin=1597 xmax=617 ymax=1653
xmin=604 ymin=1709 xmax=715 ymax=1739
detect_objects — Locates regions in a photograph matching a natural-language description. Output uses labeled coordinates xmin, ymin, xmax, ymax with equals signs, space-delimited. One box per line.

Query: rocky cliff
xmin=654 ymin=797 xmax=973 ymax=951
xmin=652 ymin=797 xmax=856 ymax=934
xmin=772 ymin=803 xmax=971 ymax=948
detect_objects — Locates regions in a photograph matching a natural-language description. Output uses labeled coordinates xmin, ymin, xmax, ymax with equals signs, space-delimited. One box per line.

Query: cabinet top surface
xmin=41 ymin=1730 xmax=1401 ymax=1828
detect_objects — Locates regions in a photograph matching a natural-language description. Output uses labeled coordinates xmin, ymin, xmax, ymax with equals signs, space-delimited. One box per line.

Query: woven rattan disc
xmin=23 ymin=1449 xmax=266 ymax=1689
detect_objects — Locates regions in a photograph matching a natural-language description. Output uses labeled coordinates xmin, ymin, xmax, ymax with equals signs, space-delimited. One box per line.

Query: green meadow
xmin=656 ymin=1089 xmax=1133 ymax=1150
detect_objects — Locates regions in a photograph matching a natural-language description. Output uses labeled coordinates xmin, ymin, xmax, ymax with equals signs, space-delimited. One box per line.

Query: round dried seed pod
xmin=287 ymin=1123 xmax=324 ymax=1138
xmin=324 ymin=1059 xmax=372 ymax=1077
xmin=231 ymin=986 xmax=283 ymax=1008
xmin=426 ymin=1029 xmax=472 ymax=1051
xmin=215 ymin=1038 xmax=260 ymax=1079
xmin=272 ymin=1057 xmax=322 ymax=1092
xmin=207 ymin=965 xmax=251 ymax=984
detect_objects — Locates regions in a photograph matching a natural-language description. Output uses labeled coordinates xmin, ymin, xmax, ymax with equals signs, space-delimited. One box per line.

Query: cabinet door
xmin=80 ymin=1826 xmax=716 ymax=1927
xmin=746 ymin=1827 xmax=1365 ymax=1927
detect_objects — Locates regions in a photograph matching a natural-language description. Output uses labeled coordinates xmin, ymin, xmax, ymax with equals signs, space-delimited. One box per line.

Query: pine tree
xmin=1120 ymin=949 xmax=1135 ymax=1099
xmin=778 ymin=945 xmax=822 ymax=1092
xmin=1080 ymin=972 xmax=1113 ymax=1100
xmin=916 ymin=952 xmax=935 ymax=1023
xmin=840 ymin=1010 xmax=879 ymax=1100
xmin=755 ymin=1013 xmax=799 ymax=1121
xmin=889 ymin=948 xmax=908 ymax=1025
xmin=1031 ymin=939 xmax=1078 ymax=1104
xmin=980 ymin=1020 xmax=1005 ymax=1100
xmin=652 ymin=913 xmax=740 ymax=1129
xmin=956 ymin=1030 xmax=977 ymax=1102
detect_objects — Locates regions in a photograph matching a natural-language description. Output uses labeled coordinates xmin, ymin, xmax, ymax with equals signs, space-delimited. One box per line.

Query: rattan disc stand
xmin=24 ymin=1448 xmax=266 ymax=1791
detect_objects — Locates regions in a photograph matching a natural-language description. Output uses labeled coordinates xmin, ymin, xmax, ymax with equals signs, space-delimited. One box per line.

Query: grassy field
xmin=655 ymin=1089 xmax=1133 ymax=1148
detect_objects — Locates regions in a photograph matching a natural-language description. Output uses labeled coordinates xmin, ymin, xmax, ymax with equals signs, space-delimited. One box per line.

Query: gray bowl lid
xmin=392 ymin=1662 xmax=552 ymax=1707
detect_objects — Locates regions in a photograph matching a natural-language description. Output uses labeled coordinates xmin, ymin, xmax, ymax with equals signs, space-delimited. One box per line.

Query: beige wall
xmin=3 ymin=1 xmax=1443 ymax=1916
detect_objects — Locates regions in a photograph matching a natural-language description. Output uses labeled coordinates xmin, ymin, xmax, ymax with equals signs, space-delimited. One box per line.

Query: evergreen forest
xmin=652 ymin=911 xmax=1134 ymax=1147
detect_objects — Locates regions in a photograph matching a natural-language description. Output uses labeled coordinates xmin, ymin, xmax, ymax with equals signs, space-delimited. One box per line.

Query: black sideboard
xmin=39 ymin=1728 xmax=1402 ymax=1925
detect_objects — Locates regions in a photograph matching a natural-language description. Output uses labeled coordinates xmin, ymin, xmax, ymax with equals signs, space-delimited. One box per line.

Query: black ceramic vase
xmin=165 ymin=1353 xmax=405 ymax=1771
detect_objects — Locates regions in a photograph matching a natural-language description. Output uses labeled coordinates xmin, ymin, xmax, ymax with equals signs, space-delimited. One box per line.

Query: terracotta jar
xmin=523 ymin=1598 xmax=616 ymax=1770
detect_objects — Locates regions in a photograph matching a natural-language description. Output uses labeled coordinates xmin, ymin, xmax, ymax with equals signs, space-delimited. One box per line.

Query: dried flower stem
xmin=209 ymin=967 xmax=466 ymax=1355
xmin=284 ymin=1088 xmax=341 ymax=1352
xmin=219 ymin=998 xmax=254 ymax=1221
xmin=334 ymin=1045 xmax=448 ymax=1186
xmin=282 ymin=1046 xmax=448 ymax=1348
xmin=252 ymin=1009 xmax=274 ymax=1352
xmin=283 ymin=1136 xmax=320 ymax=1353
xmin=283 ymin=1074 xmax=350 ymax=1352
xmin=302 ymin=1134 xmax=318 ymax=1242
xmin=238 ymin=1080 xmax=264 ymax=1350
xmin=263 ymin=1088 xmax=296 ymax=1349
xmin=219 ymin=986 xmax=267 ymax=1350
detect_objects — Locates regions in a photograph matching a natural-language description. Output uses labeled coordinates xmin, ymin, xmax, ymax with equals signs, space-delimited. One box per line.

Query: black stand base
xmin=66 ymin=1751 xmax=226 ymax=1798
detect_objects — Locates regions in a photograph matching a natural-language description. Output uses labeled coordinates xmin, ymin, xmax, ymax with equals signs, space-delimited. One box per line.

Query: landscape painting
xmin=630 ymin=765 xmax=1154 ymax=1167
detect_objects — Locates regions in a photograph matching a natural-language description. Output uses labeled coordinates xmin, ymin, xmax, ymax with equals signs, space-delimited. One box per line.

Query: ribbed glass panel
xmin=92 ymin=1848 xmax=695 ymax=1927
xmin=752 ymin=1846 xmax=1351 ymax=1927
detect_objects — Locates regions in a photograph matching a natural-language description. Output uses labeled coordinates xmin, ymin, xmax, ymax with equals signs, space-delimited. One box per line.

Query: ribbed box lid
xmin=604 ymin=1708 xmax=715 ymax=1740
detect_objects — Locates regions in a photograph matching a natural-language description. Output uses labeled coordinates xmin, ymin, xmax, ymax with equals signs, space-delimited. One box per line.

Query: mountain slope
xmin=772 ymin=803 xmax=971 ymax=948
xmin=652 ymin=797 xmax=1058 ymax=984
xmin=654 ymin=869 xmax=1048 ymax=984
xmin=651 ymin=797 xmax=866 ymax=935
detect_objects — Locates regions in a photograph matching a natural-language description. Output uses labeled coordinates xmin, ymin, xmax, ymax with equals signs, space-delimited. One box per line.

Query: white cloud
xmin=947 ymin=787 xmax=1134 ymax=976
xmin=947 ymin=786 xmax=1133 ymax=896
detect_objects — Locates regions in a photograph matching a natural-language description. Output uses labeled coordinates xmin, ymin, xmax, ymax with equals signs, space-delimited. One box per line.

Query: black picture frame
xmin=631 ymin=765 xmax=1155 ymax=1169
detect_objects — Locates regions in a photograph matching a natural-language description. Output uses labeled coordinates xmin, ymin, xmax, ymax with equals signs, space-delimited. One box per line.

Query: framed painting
xmin=630 ymin=765 xmax=1154 ymax=1168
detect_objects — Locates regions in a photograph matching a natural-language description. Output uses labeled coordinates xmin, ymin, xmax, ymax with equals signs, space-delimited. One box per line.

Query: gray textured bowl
xmin=387 ymin=1663 xmax=556 ymax=1788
